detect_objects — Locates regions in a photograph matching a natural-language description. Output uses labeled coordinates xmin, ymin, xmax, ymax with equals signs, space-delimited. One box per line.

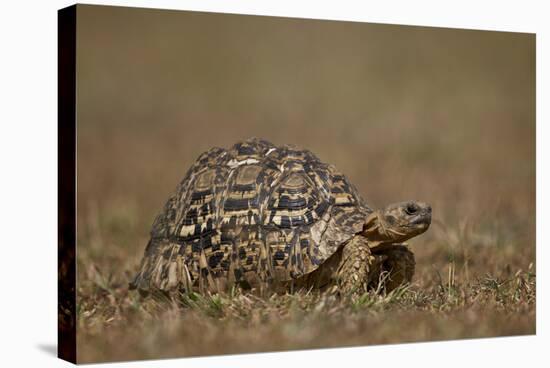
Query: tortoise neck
xmin=363 ymin=211 xmax=389 ymax=243
xmin=363 ymin=211 xmax=407 ymax=245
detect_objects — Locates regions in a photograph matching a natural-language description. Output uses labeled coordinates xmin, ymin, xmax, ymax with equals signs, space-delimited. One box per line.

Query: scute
xmin=235 ymin=165 xmax=262 ymax=186
xmin=265 ymin=171 xmax=328 ymax=229
xmin=194 ymin=169 xmax=216 ymax=190
xmin=131 ymin=138 xmax=373 ymax=293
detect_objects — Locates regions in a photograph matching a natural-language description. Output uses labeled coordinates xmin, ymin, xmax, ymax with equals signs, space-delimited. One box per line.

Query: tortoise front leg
xmin=369 ymin=244 xmax=415 ymax=292
xmin=334 ymin=235 xmax=375 ymax=295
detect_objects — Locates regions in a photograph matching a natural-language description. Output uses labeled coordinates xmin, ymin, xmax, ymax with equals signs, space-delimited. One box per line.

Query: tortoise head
xmin=363 ymin=201 xmax=431 ymax=245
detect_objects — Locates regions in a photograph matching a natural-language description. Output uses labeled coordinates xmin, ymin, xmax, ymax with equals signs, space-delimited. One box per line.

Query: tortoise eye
xmin=405 ymin=203 xmax=418 ymax=215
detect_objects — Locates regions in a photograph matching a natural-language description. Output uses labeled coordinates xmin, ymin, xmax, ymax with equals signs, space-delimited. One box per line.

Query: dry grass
xmin=77 ymin=267 xmax=535 ymax=363
xmin=74 ymin=5 xmax=535 ymax=364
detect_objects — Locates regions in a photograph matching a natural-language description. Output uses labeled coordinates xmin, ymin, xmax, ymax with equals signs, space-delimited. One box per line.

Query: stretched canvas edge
xmin=58 ymin=4 xmax=77 ymax=364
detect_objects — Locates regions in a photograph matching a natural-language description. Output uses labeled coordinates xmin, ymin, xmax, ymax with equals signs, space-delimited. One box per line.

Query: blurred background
xmin=75 ymin=5 xmax=535 ymax=361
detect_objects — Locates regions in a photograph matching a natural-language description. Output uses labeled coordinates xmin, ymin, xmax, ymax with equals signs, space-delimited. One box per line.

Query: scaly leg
xmin=334 ymin=235 xmax=375 ymax=295
xmin=370 ymin=244 xmax=415 ymax=292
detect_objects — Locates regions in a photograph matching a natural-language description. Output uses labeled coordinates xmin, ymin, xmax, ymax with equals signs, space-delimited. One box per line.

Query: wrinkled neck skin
xmin=362 ymin=210 xmax=407 ymax=250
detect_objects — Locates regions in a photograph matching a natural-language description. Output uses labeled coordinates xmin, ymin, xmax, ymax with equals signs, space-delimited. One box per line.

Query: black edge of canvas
xmin=58 ymin=4 xmax=77 ymax=364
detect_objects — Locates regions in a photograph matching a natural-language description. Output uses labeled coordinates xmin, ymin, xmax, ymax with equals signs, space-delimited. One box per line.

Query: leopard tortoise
xmin=130 ymin=138 xmax=431 ymax=295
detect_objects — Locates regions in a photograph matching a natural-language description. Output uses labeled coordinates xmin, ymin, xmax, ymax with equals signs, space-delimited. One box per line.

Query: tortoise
xmin=130 ymin=138 xmax=431 ymax=296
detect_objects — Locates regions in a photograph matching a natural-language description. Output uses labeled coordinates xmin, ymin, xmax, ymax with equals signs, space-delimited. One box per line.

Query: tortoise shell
xmin=132 ymin=138 xmax=373 ymax=292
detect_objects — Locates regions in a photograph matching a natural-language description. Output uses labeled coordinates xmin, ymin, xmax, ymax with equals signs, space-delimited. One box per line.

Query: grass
xmin=74 ymin=6 xmax=535 ymax=364
xmin=76 ymin=202 xmax=536 ymax=363
xmin=76 ymin=255 xmax=535 ymax=363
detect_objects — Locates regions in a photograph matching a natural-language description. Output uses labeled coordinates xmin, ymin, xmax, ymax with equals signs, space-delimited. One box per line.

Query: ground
xmin=74 ymin=6 xmax=535 ymax=364
xmin=76 ymin=217 xmax=535 ymax=362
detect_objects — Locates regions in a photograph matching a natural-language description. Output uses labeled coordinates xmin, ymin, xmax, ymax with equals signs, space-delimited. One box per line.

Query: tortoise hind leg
xmin=370 ymin=244 xmax=415 ymax=292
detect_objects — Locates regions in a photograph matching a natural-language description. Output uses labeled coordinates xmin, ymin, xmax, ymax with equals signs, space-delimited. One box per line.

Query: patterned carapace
xmin=131 ymin=138 xmax=374 ymax=292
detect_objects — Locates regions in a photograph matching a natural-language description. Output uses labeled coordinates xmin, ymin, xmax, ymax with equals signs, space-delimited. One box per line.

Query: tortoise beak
xmin=410 ymin=204 xmax=431 ymax=229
